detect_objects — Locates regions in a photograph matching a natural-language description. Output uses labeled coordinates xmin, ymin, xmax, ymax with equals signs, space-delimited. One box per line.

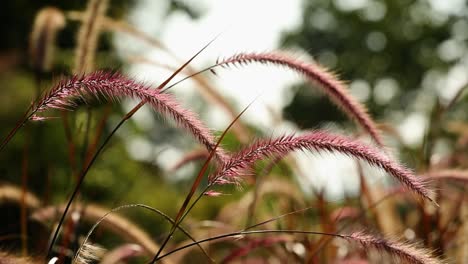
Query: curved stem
xmin=0 ymin=108 xmax=35 ymax=152
xmin=73 ymin=203 xmax=213 ymax=263
xmin=46 ymin=115 xmax=127 ymax=259
xmin=161 ymin=64 xmax=221 ymax=93
xmin=155 ymin=230 xmax=344 ymax=261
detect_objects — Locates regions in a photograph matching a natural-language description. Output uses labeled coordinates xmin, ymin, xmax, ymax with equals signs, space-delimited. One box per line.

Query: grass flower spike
xmin=347 ymin=231 xmax=441 ymax=264
xmin=32 ymin=71 xmax=226 ymax=160
xmin=210 ymin=131 xmax=433 ymax=203
xmin=217 ymin=52 xmax=384 ymax=147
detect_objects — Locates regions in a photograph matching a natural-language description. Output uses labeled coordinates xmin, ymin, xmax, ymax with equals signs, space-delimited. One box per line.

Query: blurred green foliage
xmin=282 ymin=0 xmax=467 ymax=129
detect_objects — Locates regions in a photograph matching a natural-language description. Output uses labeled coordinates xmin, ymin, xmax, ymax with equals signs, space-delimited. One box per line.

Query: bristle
xmin=217 ymin=52 xmax=384 ymax=147
xmin=74 ymin=243 xmax=106 ymax=264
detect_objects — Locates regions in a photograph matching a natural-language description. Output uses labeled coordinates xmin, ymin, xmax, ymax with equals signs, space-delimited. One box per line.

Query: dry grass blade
xmin=329 ymin=206 xmax=360 ymax=222
xmin=29 ymin=7 xmax=66 ymax=73
xmin=210 ymin=131 xmax=434 ymax=203
xmin=32 ymin=203 xmax=211 ymax=263
xmin=444 ymin=81 xmax=468 ymax=111
xmin=170 ymin=148 xmax=210 ymax=171
xmin=34 ymin=203 xmax=162 ymax=257
xmin=66 ymin=11 xmax=166 ymax=50
xmin=424 ymin=170 xmax=468 ymax=182
xmin=74 ymin=0 xmax=108 ymax=73
xmin=0 ymin=184 xmax=41 ymax=208
xmin=218 ymin=52 xmax=384 ymax=147
xmin=220 ymin=236 xmax=289 ymax=263
xmin=100 ymin=244 xmax=143 ymax=264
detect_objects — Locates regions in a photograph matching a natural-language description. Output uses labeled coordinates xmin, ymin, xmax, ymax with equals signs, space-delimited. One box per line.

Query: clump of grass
xmin=2 ymin=1 xmax=465 ymax=263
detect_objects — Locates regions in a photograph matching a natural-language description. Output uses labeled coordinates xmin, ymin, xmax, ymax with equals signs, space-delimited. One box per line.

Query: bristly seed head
xmin=209 ymin=131 xmax=434 ymax=203
xmin=32 ymin=71 xmax=227 ymax=162
xmin=347 ymin=231 xmax=442 ymax=264
xmin=217 ymin=52 xmax=385 ymax=147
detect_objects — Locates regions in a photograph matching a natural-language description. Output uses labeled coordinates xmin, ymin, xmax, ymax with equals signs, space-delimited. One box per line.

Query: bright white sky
xmin=114 ymin=0 xmax=460 ymax=198
xmin=120 ymin=0 xmax=303 ymax=129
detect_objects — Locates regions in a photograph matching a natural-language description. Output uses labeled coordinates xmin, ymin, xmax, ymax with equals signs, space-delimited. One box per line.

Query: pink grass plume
xmin=31 ymin=71 xmax=226 ymax=161
xmin=217 ymin=52 xmax=385 ymax=147
xmin=209 ymin=131 xmax=434 ymax=203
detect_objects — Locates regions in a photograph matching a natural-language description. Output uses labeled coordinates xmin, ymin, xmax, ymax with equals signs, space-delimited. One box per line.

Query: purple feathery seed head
xmin=347 ymin=231 xmax=442 ymax=264
xmin=217 ymin=52 xmax=384 ymax=147
xmin=32 ymin=71 xmax=227 ymax=161
xmin=209 ymin=131 xmax=434 ymax=203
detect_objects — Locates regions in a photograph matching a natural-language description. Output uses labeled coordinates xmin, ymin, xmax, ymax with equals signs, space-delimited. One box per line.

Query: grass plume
xmin=31 ymin=71 xmax=226 ymax=160
xmin=347 ymin=231 xmax=442 ymax=264
xmin=73 ymin=243 xmax=105 ymax=264
xmin=217 ymin=52 xmax=384 ymax=147
xmin=209 ymin=131 xmax=434 ymax=203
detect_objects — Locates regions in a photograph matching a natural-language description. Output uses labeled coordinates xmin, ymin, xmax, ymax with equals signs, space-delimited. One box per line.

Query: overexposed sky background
xmin=113 ymin=0 xmax=466 ymax=198
xmin=116 ymin=0 xmax=303 ymax=129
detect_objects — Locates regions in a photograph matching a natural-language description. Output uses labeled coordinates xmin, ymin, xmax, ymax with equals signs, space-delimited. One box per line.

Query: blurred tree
xmin=282 ymin=0 xmax=467 ymax=130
